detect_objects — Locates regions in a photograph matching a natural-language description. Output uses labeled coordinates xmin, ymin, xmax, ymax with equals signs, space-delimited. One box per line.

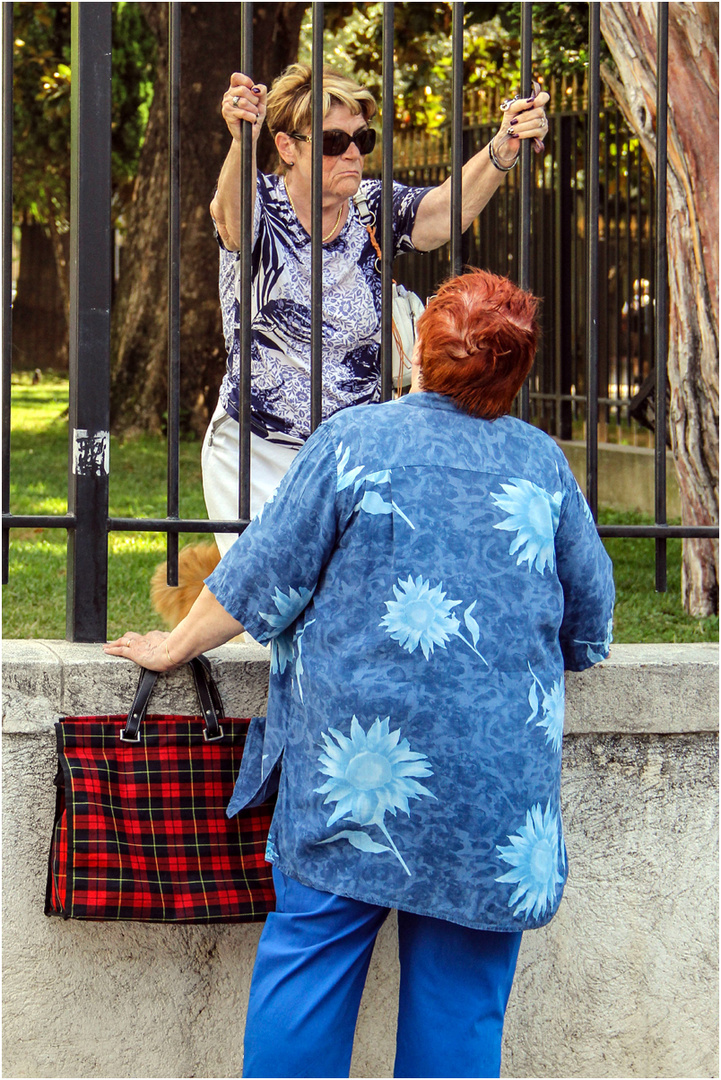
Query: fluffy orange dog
xmin=151 ymin=542 xmax=225 ymax=629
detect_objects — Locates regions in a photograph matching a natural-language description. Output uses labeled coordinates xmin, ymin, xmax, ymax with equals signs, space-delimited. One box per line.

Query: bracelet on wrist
xmin=489 ymin=135 xmax=519 ymax=173
xmin=165 ymin=640 xmax=177 ymax=667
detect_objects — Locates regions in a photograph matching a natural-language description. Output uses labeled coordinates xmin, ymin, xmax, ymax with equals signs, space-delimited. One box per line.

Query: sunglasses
xmin=289 ymin=128 xmax=377 ymax=157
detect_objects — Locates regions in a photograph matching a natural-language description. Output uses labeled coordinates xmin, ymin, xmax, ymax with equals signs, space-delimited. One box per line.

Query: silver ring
xmin=232 ymin=95 xmax=240 ymax=106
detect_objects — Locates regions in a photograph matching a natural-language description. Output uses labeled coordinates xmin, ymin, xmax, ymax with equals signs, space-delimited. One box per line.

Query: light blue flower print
xmin=335 ymin=442 xmax=415 ymax=529
xmin=496 ymin=801 xmax=564 ymax=920
xmin=315 ymin=716 xmax=435 ymax=876
xmin=258 ymin=584 xmax=315 ymax=639
xmin=270 ymin=629 xmax=294 ymax=675
xmin=527 ymin=665 xmax=565 ymax=753
xmin=335 ymin=442 xmax=365 ymax=492
xmin=575 ymin=617 xmax=613 ymax=664
xmin=380 ymin=575 xmax=488 ymax=663
xmin=253 ymin=488 xmax=277 ymax=526
xmin=265 ymin=836 xmax=279 ymax=862
xmin=491 ymin=478 xmax=564 ymax=574
xmin=574 ymin=480 xmax=595 ymax=524
xmin=292 ymin=618 xmax=315 ymax=702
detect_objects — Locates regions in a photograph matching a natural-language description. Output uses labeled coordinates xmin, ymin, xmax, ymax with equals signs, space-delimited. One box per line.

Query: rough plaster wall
xmin=503 ymin=733 xmax=719 ymax=1080
xmin=2 ymin=644 xmax=718 ymax=1078
xmin=3 ymin=729 xmax=716 ymax=1079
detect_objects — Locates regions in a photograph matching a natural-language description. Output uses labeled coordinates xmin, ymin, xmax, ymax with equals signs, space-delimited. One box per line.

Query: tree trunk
xmin=12 ymin=218 xmax=69 ymax=371
xmin=600 ymin=2 xmax=719 ymax=616
xmin=110 ymin=1 xmax=306 ymax=437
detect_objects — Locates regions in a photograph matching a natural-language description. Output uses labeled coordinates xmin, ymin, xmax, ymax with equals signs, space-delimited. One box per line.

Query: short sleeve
xmin=205 ymin=424 xmax=341 ymax=643
xmin=554 ymin=460 xmax=615 ymax=671
xmin=363 ymin=180 xmax=431 ymax=259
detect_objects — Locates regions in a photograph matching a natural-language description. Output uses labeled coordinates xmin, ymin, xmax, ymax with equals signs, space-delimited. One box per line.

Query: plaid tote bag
xmin=45 ymin=655 xmax=275 ymax=923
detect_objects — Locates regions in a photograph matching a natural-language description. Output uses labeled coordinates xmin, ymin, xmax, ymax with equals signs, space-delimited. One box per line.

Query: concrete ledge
xmin=2 ymin=640 xmax=718 ymax=736
xmin=558 ymin=440 xmax=681 ymax=517
xmin=2 ymin=641 xmax=718 ymax=1079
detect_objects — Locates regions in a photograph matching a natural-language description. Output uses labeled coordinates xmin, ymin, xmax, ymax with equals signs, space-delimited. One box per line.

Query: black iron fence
xmin=369 ymin=76 xmax=657 ymax=445
xmin=2 ymin=2 xmax=718 ymax=641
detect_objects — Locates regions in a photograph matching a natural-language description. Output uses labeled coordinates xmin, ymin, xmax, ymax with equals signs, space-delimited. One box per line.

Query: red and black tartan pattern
xmin=45 ymin=713 xmax=276 ymax=923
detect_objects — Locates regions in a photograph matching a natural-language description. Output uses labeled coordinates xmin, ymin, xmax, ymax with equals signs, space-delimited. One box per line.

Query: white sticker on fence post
xmin=72 ymin=430 xmax=110 ymax=477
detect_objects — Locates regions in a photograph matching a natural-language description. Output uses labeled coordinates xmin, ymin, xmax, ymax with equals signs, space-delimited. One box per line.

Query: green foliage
xmin=4 ymin=379 xmax=717 ymax=645
xmin=304 ymin=2 xmax=591 ymax=130
xmin=12 ymin=2 xmax=156 ymax=228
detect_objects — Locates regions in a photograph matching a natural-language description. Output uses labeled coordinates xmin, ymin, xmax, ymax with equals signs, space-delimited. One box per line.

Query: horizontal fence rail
xmin=2 ymin=1 xmax=718 ymax=642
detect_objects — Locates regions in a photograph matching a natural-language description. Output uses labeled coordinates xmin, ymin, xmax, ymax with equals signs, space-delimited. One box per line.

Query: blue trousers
xmin=242 ymin=868 xmax=522 ymax=1079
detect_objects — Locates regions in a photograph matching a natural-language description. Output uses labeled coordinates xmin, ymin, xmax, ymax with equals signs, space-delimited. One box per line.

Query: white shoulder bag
xmin=353 ymin=191 xmax=425 ymax=392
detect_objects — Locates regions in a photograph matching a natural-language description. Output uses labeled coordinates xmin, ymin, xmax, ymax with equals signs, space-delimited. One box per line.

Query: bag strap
xmin=353 ymin=190 xmax=385 ymax=269
xmin=120 ymin=654 xmax=224 ymax=742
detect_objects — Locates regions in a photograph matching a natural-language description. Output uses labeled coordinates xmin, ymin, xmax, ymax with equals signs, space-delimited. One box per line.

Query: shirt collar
xmin=397 ymin=391 xmax=465 ymax=414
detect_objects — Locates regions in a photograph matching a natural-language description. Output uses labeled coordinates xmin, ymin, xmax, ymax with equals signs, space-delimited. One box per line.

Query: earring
xmin=285 ymin=160 xmax=294 ymax=167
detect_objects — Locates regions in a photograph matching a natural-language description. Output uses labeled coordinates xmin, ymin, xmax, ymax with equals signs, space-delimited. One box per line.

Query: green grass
xmin=3 ymin=374 xmax=718 ymax=644
xmin=4 ymin=372 xmax=211 ymax=640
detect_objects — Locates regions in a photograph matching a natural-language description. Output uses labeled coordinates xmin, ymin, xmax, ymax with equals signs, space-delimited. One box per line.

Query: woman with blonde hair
xmin=203 ymin=63 xmax=550 ymax=553
xmin=108 ymin=268 xmax=613 ymax=1079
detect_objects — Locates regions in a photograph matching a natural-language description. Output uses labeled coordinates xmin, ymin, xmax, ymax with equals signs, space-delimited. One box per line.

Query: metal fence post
xmin=310 ymin=1 xmax=324 ymax=432
xmin=238 ymin=2 xmax=253 ymax=521
xmin=519 ymin=1 xmax=533 ymax=422
xmin=450 ymin=2 xmax=464 ymax=278
xmin=166 ymin=2 xmax=181 ymax=585
xmin=2 ymin=5 xmax=13 ymax=586
xmin=380 ymin=1 xmax=394 ymax=403
xmin=585 ymin=2 xmax=601 ymax=519
xmin=66 ymin=2 xmax=112 ymax=642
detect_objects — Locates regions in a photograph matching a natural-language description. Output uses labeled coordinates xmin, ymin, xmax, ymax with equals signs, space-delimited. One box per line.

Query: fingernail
xmin=527 ymin=95 xmax=535 ymax=103
xmin=510 ymin=117 xmax=518 ymax=126
xmin=509 ymin=131 xmax=519 ymax=138
xmin=252 ymin=86 xmax=261 ymax=94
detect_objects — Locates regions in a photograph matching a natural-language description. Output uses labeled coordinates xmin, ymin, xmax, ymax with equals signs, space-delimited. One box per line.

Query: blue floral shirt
xmin=206 ymin=393 xmax=615 ymax=932
xmin=216 ymin=174 xmax=428 ymax=443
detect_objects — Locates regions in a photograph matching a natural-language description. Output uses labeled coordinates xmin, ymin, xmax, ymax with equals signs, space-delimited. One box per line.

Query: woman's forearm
xmin=411 ymin=143 xmax=510 ymax=252
xmin=410 ymin=90 xmax=549 ymax=253
xmin=103 ymin=585 xmax=244 ymax=671
xmin=165 ymin=585 xmax=245 ymax=665
xmin=210 ymin=140 xmax=257 ymax=252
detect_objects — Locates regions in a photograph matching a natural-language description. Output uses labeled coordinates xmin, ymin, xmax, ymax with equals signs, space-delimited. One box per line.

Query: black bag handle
xmin=120 ymin=654 xmax=224 ymax=743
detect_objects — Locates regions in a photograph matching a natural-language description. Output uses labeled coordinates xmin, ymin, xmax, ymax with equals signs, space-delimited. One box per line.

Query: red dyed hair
xmin=416 ymin=268 xmax=540 ymax=419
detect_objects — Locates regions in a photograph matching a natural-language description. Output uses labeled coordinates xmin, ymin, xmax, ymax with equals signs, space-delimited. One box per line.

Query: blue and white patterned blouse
xmin=206 ymin=392 xmax=615 ymax=932
xmin=217 ymin=174 xmax=428 ymax=443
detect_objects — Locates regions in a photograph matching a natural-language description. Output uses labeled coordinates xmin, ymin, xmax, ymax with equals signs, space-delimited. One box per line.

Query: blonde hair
xmin=266 ymin=63 xmax=377 ymax=171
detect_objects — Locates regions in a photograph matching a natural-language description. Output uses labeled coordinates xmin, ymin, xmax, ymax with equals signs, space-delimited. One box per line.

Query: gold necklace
xmin=284 ymin=176 xmax=344 ymax=243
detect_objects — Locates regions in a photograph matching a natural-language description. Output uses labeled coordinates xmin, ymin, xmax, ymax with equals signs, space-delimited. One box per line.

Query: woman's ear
xmin=275 ymin=132 xmax=294 ymax=168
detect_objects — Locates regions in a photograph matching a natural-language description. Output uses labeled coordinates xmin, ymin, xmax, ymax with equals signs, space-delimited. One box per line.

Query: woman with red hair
xmin=107 ymin=269 xmax=614 ymax=1079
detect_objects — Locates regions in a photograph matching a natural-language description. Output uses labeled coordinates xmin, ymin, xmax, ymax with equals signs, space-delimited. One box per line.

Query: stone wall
xmin=2 ymin=641 xmax=718 ymax=1079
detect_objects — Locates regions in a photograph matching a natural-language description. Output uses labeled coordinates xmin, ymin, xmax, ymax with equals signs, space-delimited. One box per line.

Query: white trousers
xmin=201 ymin=402 xmax=300 ymax=557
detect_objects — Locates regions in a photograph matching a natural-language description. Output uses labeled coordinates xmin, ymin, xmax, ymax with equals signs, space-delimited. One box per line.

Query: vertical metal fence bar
xmin=654 ymin=3 xmax=669 ymax=590
xmin=380 ymin=2 xmax=394 ymax=402
xmin=66 ymin=2 xmax=112 ymax=641
xmin=518 ymin=1 xmax=532 ymax=422
xmin=556 ymin=117 xmax=573 ymax=440
xmin=624 ymin=127 xmax=632 ymax=405
xmin=166 ymin=2 xmax=181 ymax=585
xmin=2 ymin=5 xmax=13 ymax=585
xmin=450 ymin=2 xmax=463 ymax=278
xmin=238 ymin=3 xmax=253 ymax=522
xmin=614 ymin=105 xmax=621 ymax=424
xmin=310 ymin=1 xmax=323 ymax=432
xmin=585 ymin=2 xmax=600 ymax=518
